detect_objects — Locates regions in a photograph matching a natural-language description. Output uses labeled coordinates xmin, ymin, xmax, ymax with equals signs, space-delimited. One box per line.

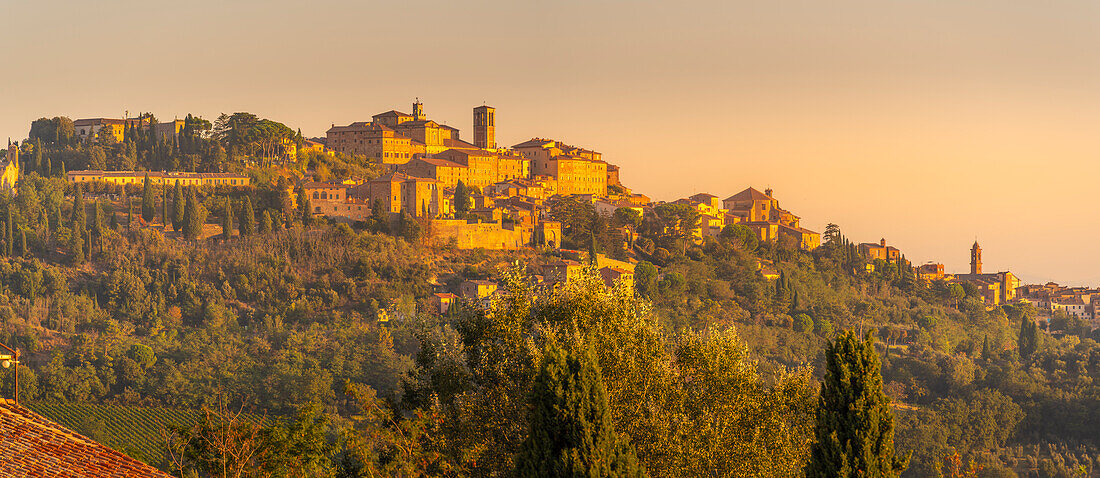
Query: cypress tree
xmin=515 ymin=344 xmax=645 ymax=477
xmin=172 ymin=181 xmax=185 ymax=231
xmin=141 ymin=173 xmax=155 ymax=223
xmin=1018 ymin=314 xmax=1040 ymax=359
xmin=588 ymin=232 xmax=598 ymax=265
xmin=33 ymin=138 xmax=42 ymax=174
xmin=110 ymin=212 xmax=118 ymax=231
xmin=4 ymin=211 xmax=12 ymax=257
xmin=454 ymin=180 xmax=471 ymax=215
xmin=92 ymin=200 xmax=104 ymax=237
xmin=71 ymin=185 xmax=86 ymax=232
xmin=184 ymin=187 xmax=205 ymax=240
xmin=45 ymin=156 xmax=52 ymax=177
xmin=805 ymin=330 xmax=909 ymax=478
xmin=240 ymin=197 xmax=256 ymax=237
xmin=182 ymin=187 xmax=193 ymax=237
xmin=222 ymin=199 xmax=233 ymax=240
xmin=161 ymin=183 xmax=167 ymax=226
xmin=982 ymin=335 xmax=992 ymax=361
xmin=70 ymin=232 xmax=84 ymax=265
xmin=259 ymin=210 xmax=272 ymax=235
xmin=59 ymin=160 xmax=65 ymax=178
xmin=18 ymin=228 xmax=26 ymax=257
xmin=297 ymin=189 xmax=311 ymax=227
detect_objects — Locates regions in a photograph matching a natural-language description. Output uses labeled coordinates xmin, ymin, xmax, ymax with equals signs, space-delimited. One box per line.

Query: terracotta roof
xmin=511 ymin=138 xmax=555 ymax=149
xmin=414 ymin=157 xmax=466 ymax=168
xmin=373 ymin=110 xmax=412 ymax=118
xmin=300 ymin=181 xmax=349 ymax=190
xmin=779 ymin=224 xmax=819 ymax=235
xmin=442 ymin=138 xmax=479 ymax=149
xmin=69 ymin=170 xmax=247 ymax=180
xmin=723 ymin=187 xmax=772 ymax=203
xmin=326 ymin=121 xmax=374 ymax=133
xmin=437 ymin=148 xmax=493 ymax=159
xmin=0 ymin=399 xmax=171 ymax=477
xmin=545 ymin=259 xmax=582 ymax=267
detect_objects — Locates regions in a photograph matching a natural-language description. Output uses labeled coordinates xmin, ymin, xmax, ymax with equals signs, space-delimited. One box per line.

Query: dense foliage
xmin=1 ymin=126 xmax=1099 ymax=476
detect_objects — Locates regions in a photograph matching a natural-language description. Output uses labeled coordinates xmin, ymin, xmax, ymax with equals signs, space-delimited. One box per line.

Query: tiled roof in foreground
xmin=0 ymin=399 xmax=170 ymax=477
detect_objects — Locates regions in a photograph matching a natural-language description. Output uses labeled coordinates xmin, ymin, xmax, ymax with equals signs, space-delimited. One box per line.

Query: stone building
xmin=512 ymin=138 xmax=608 ymax=196
xmin=73 ymin=117 xmax=184 ymax=143
xmin=325 ymin=100 xmax=475 ymax=164
xmin=356 ymin=172 xmax=444 ymax=218
xmin=67 ymin=170 xmax=249 ymax=187
xmin=719 ymin=187 xmax=820 ymax=250
xmin=950 ymin=242 xmax=1020 ymax=305
xmin=473 ymin=105 xmax=495 ymax=149
xmin=859 ymin=238 xmax=902 ymax=263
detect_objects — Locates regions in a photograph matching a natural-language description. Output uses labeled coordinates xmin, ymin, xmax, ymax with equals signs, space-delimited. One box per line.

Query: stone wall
xmin=430 ymin=219 xmax=529 ymax=249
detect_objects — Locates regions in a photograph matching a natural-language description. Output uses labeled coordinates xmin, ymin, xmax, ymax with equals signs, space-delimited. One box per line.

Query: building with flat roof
xmin=67 ymin=170 xmax=250 ymax=187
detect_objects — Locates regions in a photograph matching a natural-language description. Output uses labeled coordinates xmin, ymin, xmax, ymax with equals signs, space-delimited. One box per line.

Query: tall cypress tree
xmin=1018 ymin=314 xmax=1040 ymax=359
xmin=5 ymin=210 xmax=12 ymax=257
xmin=71 ymin=185 xmax=86 ymax=233
xmin=45 ymin=156 xmax=52 ymax=177
xmin=515 ymin=344 xmax=645 ymax=478
xmin=18 ymin=228 xmax=26 ymax=257
xmin=259 ymin=210 xmax=272 ymax=235
xmin=182 ymin=187 xmax=193 ymax=237
xmin=161 ymin=183 xmax=167 ymax=226
xmin=588 ymin=232 xmax=598 ymax=265
xmin=297 ymin=189 xmax=311 ymax=227
xmin=240 ymin=197 xmax=256 ymax=237
xmin=454 ymin=180 xmax=471 ymax=215
xmin=32 ymin=138 xmax=42 ymax=174
xmin=184 ymin=187 xmax=205 ymax=240
xmin=91 ymin=200 xmax=104 ymax=237
xmin=70 ymin=231 xmax=84 ymax=265
xmin=805 ymin=330 xmax=909 ymax=478
xmin=172 ymin=181 xmax=185 ymax=232
xmin=222 ymin=199 xmax=233 ymax=240
xmin=300 ymin=195 xmax=313 ymax=228
xmin=141 ymin=173 xmax=155 ymax=223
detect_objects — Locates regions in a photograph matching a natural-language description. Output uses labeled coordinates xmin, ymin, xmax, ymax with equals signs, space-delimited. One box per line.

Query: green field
xmin=27 ymin=402 xmax=206 ymax=468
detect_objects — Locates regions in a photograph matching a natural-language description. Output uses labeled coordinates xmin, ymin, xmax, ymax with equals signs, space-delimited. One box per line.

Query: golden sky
xmin=3 ymin=0 xmax=1100 ymax=284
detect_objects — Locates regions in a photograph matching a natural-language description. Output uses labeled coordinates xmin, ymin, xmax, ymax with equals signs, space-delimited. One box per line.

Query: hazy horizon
xmin=4 ymin=0 xmax=1099 ymax=285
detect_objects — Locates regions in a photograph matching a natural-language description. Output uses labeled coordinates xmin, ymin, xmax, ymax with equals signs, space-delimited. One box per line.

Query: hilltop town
xmin=2 ymin=101 xmax=1099 ymax=477
xmin=4 ymin=100 xmax=1089 ymax=329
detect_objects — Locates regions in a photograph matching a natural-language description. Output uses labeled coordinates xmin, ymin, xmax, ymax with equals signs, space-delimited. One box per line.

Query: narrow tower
xmin=412 ymin=98 xmax=425 ymax=121
xmin=970 ymin=241 xmax=982 ymax=275
xmin=474 ymin=105 xmax=495 ymax=149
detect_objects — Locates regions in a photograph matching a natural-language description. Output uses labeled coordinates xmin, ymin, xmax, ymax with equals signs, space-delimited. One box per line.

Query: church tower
xmin=474 ymin=105 xmax=495 ymax=149
xmin=970 ymin=241 xmax=982 ymax=275
xmin=412 ymin=99 xmax=425 ymax=121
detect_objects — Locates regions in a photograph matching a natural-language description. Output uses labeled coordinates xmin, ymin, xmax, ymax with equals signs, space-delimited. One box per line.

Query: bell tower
xmin=474 ymin=105 xmax=495 ymax=149
xmin=970 ymin=241 xmax=982 ymax=275
xmin=412 ymin=98 xmax=425 ymax=121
